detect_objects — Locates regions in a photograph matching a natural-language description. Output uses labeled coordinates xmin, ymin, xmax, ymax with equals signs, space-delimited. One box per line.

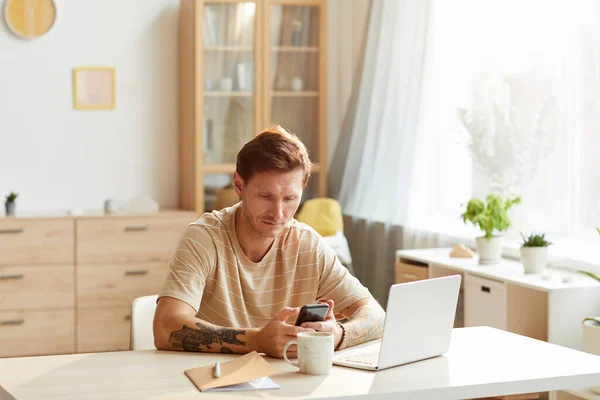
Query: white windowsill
xmin=409 ymin=220 xmax=600 ymax=276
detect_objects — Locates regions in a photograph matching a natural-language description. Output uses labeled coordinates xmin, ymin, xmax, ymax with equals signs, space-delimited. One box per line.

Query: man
xmin=154 ymin=126 xmax=385 ymax=358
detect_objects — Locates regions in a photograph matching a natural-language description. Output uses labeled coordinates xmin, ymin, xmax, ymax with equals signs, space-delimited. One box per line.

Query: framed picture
xmin=72 ymin=67 xmax=116 ymax=110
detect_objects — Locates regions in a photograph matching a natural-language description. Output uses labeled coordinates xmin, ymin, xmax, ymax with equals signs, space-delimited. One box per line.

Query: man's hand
xmin=250 ymin=307 xmax=315 ymax=359
xmin=300 ymin=300 xmax=343 ymax=350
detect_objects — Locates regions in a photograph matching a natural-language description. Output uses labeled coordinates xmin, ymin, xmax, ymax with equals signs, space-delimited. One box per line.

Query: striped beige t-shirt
xmin=158 ymin=203 xmax=372 ymax=328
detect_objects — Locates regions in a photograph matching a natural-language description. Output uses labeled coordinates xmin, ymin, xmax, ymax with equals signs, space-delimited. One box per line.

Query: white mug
xmin=291 ymin=76 xmax=304 ymax=92
xmin=283 ymin=331 xmax=334 ymax=375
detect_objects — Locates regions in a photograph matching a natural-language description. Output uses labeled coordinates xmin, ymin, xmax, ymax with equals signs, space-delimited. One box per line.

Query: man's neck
xmin=235 ymin=207 xmax=276 ymax=263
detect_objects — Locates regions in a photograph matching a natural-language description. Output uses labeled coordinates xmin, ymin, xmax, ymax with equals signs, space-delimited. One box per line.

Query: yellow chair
xmin=296 ymin=198 xmax=343 ymax=238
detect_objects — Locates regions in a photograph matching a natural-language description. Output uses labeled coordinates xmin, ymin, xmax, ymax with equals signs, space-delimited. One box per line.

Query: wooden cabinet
xmin=77 ymin=307 xmax=132 ymax=353
xmin=76 ymin=214 xmax=192 ymax=263
xmin=77 ymin=262 xmax=168 ymax=309
xmin=0 ymin=309 xmax=75 ymax=357
xmin=395 ymin=259 xmax=428 ymax=283
xmin=0 ymin=218 xmax=73 ymax=265
xmin=179 ymin=0 xmax=327 ymax=214
xmin=464 ymin=274 xmax=507 ymax=331
xmin=0 ymin=210 xmax=196 ymax=358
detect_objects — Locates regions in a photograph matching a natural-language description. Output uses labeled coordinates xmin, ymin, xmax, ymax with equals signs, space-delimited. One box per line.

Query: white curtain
xmin=328 ymin=0 xmax=445 ymax=304
xmin=335 ymin=0 xmax=430 ymax=225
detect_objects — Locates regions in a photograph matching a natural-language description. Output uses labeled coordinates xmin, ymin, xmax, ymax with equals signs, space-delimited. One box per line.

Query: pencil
xmin=213 ymin=361 xmax=220 ymax=379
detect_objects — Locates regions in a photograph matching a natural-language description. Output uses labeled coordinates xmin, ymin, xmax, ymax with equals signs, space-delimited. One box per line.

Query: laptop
xmin=333 ymin=275 xmax=461 ymax=371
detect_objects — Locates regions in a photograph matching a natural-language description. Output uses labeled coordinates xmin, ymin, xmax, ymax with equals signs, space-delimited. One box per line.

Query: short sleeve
xmin=158 ymin=225 xmax=216 ymax=313
xmin=315 ymin=236 xmax=372 ymax=314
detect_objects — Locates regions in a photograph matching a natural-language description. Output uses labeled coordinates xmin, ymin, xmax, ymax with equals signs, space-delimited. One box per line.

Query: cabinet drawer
xmin=0 ymin=309 xmax=75 ymax=357
xmin=77 ymin=262 xmax=167 ymax=308
xmin=77 ymin=307 xmax=131 ymax=353
xmin=0 ymin=265 xmax=74 ymax=310
xmin=395 ymin=259 xmax=428 ymax=283
xmin=464 ymin=274 xmax=507 ymax=330
xmin=0 ymin=219 xmax=73 ymax=265
xmin=76 ymin=217 xmax=191 ymax=263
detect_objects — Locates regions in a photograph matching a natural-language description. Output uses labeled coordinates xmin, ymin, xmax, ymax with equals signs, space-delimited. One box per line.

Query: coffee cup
xmin=282 ymin=331 xmax=334 ymax=375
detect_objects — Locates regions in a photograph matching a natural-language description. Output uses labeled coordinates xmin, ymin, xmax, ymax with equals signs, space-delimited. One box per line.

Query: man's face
xmin=235 ymin=169 xmax=304 ymax=238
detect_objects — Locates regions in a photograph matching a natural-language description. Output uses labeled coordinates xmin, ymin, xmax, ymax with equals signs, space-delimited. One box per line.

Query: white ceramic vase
xmin=475 ymin=236 xmax=503 ymax=265
xmin=520 ymin=247 xmax=548 ymax=274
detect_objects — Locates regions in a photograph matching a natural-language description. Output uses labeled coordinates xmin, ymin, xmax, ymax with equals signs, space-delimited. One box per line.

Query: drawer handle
xmin=124 ymin=225 xmax=149 ymax=232
xmin=0 ymin=228 xmax=23 ymax=234
xmin=125 ymin=269 xmax=149 ymax=276
xmin=0 ymin=274 xmax=24 ymax=280
xmin=481 ymin=286 xmax=491 ymax=293
xmin=1 ymin=319 xmax=24 ymax=326
xmin=125 ymin=315 xmax=132 ymax=321
xmin=403 ymin=273 xmax=418 ymax=280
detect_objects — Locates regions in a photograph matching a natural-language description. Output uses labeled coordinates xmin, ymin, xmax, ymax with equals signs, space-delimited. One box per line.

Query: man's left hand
xmin=300 ymin=299 xmax=343 ymax=349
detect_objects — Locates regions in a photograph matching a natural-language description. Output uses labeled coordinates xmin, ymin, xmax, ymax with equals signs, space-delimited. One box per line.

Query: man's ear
xmin=233 ymin=172 xmax=244 ymax=200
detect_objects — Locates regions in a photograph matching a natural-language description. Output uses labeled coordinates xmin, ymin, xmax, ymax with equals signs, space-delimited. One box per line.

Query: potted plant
xmin=460 ymin=194 xmax=521 ymax=265
xmin=4 ymin=192 xmax=18 ymax=216
xmin=519 ymin=232 xmax=552 ymax=273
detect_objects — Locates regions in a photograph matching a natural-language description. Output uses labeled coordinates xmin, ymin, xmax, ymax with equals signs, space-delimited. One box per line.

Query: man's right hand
xmin=249 ymin=307 xmax=315 ymax=358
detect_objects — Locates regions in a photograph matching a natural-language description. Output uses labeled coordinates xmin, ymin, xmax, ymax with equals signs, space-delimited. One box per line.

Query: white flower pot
xmin=520 ymin=247 xmax=548 ymax=274
xmin=475 ymin=236 xmax=503 ymax=265
xmin=583 ymin=319 xmax=600 ymax=394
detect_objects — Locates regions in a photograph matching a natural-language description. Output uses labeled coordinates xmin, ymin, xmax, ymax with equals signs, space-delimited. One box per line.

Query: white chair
xmin=130 ymin=295 xmax=158 ymax=350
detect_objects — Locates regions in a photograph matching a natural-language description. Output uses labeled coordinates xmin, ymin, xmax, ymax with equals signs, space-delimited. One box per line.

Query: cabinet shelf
xmin=202 ymin=163 xmax=322 ymax=174
xmin=204 ymin=46 xmax=253 ymax=52
xmin=272 ymin=91 xmax=318 ymax=97
xmin=272 ymin=46 xmax=318 ymax=53
xmin=205 ymin=91 xmax=253 ymax=97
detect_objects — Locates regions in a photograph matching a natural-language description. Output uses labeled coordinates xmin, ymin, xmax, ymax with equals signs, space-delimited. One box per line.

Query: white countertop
xmin=2 ymin=327 xmax=600 ymax=399
xmin=397 ymin=247 xmax=600 ymax=292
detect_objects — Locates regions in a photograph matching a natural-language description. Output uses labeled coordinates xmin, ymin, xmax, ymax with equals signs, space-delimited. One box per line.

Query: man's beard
xmin=241 ymin=203 xmax=278 ymax=239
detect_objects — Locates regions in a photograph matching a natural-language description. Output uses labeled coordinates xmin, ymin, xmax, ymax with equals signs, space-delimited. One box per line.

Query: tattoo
xmin=168 ymin=323 xmax=246 ymax=353
xmin=341 ymin=305 xmax=385 ymax=349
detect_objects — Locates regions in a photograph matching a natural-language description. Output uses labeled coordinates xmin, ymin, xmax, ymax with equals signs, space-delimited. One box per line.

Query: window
xmin=409 ymin=0 xmax=600 ymax=247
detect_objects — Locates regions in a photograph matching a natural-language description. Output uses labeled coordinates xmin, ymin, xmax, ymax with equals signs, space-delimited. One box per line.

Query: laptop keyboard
xmin=338 ymin=351 xmax=379 ymax=366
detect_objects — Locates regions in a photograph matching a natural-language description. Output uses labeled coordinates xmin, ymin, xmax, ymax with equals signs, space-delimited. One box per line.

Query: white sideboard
xmin=396 ymin=248 xmax=600 ymax=351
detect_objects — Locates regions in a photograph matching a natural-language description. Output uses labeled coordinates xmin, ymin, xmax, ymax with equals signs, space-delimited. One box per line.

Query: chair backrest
xmin=130 ymin=295 xmax=158 ymax=350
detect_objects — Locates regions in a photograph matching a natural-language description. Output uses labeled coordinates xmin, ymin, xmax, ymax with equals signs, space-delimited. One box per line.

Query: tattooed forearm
xmin=168 ymin=323 xmax=247 ymax=353
xmin=340 ymin=305 xmax=385 ymax=349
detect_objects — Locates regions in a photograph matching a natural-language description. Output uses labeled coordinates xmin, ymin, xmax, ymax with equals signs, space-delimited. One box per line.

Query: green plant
xmin=5 ymin=192 xmax=17 ymax=203
xmin=520 ymin=232 xmax=552 ymax=247
xmin=460 ymin=194 xmax=521 ymax=239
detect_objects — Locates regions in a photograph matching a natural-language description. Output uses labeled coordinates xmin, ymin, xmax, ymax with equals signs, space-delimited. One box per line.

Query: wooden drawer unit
xmin=0 ymin=265 xmax=74 ymax=310
xmin=0 ymin=309 xmax=75 ymax=357
xmin=77 ymin=262 xmax=167 ymax=308
xmin=76 ymin=215 xmax=192 ymax=263
xmin=395 ymin=258 xmax=428 ymax=283
xmin=0 ymin=218 xmax=73 ymax=265
xmin=77 ymin=307 xmax=131 ymax=353
xmin=465 ymin=274 xmax=507 ymax=330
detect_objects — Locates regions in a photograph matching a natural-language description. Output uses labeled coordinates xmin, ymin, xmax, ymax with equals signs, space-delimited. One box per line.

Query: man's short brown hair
xmin=236 ymin=126 xmax=312 ymax=187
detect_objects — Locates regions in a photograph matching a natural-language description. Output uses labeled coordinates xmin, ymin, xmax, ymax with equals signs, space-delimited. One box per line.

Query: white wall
xmin=0 ymin=0 xmax=180 ymax=213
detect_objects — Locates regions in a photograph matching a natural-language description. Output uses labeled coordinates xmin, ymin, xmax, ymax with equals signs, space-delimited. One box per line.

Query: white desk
xmin=397 ymin=248 xmax=600 ymax=350
xmin=2 ymin=327 xmax=600 ymax=400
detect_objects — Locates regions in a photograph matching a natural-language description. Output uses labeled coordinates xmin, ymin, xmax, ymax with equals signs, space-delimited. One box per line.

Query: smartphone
xmin=294 ymin=303 xmax=330 ymax=326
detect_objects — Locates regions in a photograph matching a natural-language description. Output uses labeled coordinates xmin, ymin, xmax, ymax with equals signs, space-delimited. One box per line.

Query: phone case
xmin=294 ymin=303 xmax=329 ymax=326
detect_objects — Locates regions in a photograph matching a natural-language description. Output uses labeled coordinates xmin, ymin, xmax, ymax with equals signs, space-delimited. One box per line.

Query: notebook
xmin=184 ymin=351 xmax=279 ymax=392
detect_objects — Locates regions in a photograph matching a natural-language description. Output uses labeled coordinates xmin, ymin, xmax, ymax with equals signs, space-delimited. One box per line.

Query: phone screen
xmin=294 ymin=303 xmax=330 ymax=326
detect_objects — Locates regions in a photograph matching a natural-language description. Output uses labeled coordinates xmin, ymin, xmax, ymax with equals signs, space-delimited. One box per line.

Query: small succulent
xmin=5 ymin=192 xmax=17 ymax=203
xmin=520 ymin=232 xmax=552 ymax=247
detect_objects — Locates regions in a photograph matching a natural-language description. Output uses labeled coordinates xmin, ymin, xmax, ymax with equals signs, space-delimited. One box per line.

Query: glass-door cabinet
xmin=179 ymin=0 xmax=326 ymax=213
xmin=265 ymin=0 xmax=326 ymax=202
